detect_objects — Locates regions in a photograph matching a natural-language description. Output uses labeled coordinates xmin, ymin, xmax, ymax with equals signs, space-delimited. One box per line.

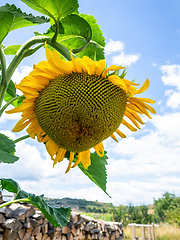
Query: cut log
xmin=0 ymin=207 xmax=5 ymax=214
xmin=0 ymin=227 xmax=4 ymax=234
xmin=35 ymin=232 xmax=43 ymax=240
xmin=42 ymin=223 xmax=48 ymax=234
xmin=71 ymin=226 xmax=80 ymax=236
xmin=70 ymin=212 xmax=80 ymax=223
xmin=24 ymin=218 xmax=37 ymax=228
xmin=5 ymin=204 xmax=20 ymax=218
xmin=0 ymin=213 xmax=5 ymax=224
xmin=26 ymin=227 xmax=33 ymax=234
xmin=35 ymin=218 xmax=44 ymax=227
xmin=18 ymin=228 xmax=25 ymax=240
xmin=84 ymin=222 xmax=95 ymax=232
xmin=62 ymin=225 xmax=70 ymax=234
xmin=32 ymin=213 xmax=43 ymax=220
xmin=32 ymin=226 xmax=41 ymax=236
xmin=4 ymin=228 xmax=19 ymax=240
xmin=22 ymin=232 xmax=31 ymax=240
xmin=0 ymin=234 xmax=3 ymax=240
xmin=67 ymin=232 xmax=74 ymax=240
xmin=90 ymin=228 xmax=100 ymax=234
xmin=2 ymin=218 xmax=22 ymax=230
xmin=61 ymin=235 xmax=66 ymax=240
xmin=52 ymin=231 xmax=61 ymax=240
xmin=42 ymin=233 xmax=50 ymax=240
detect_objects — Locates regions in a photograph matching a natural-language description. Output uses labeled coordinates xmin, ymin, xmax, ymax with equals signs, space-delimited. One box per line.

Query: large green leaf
xmin=3 ymin=80 xmax=25 ymax=107
xmin=78 ymin=152 xmax=109 ymax=196
xmin=0 ymin=133 xmax=19 ymax=163
xmin=0 ymin=4 xmax=49 ymax=44
xmin=61 ymin=14 xmax=92 ymax=44
xmin=65 ymin=151 xmax=109 ymax=196
xmin=20 ymin=0 xmax=79 ymax=21
xmin=0 ymin=178 xmax=71 ymax=227
xmin=35 ymin=14 xmax=105 ymax=60
xmin=3 ymin=45 xmax=21 ymax=55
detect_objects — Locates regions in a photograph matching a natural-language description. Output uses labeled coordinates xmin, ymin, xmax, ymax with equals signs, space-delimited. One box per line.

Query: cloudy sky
xmin=1 ymin=0 xmax=180 ymax=206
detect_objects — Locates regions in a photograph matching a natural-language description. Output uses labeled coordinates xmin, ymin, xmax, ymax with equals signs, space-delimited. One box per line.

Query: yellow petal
xmin=5 ymin=102 xmax=35 ymax=114
xmin=135 ymin=78 xmax=150 ymax=94
xmin=126 ymin=108 xmax=145 ymax=125
xmin=125 ymin=112 xmax=141 ymax=129
xmin=122 ymin=119 xmax=137 ymax=132
xmin=94 ymin=142 xmax=104 ymax=157
xmin=53 ymin=147 xmax=66 ymax=166
xmin=80 ymin=150 xmax=91 ymax=169
xmin=65 ymin=152 xmax=75 ymax=173
xmin=72 ymin=150 xmax=91 ymax=169
xmin=128 ymin=98 xmax=153 ymax=118
xmin=102 ymin=65 xmax=125 ymax=78
xmin=111 ymin=134 xmax=118 ymax=142
xmin=95 ymin=60 xmax=105 ymax=76
xmin=137 ymin=98 xmax=156 ymax=104
xmin=81 ymin=56 xmax=96 ymax=75
xmin=45 ymin=139 xmax=59 ymax=160
xmin=12 ymin=116 xmax=30 ymax=132
xmin=45 ymin=44 xmax=63 ymax=75
xmin=108 ymin=75 xmax=126 ymax=89
xmin=116 ymin=129 xmax=126 ymax=138
xmin=70 ymin=52 xmax=82 ymax=73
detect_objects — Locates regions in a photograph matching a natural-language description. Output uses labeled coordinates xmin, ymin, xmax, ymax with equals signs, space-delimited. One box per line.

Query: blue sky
xmin=1 ymin=0 xmax=180 ymax=206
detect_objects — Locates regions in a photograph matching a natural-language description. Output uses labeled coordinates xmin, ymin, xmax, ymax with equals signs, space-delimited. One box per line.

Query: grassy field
xmin=123 ymin=224 xmax=180 ymax=240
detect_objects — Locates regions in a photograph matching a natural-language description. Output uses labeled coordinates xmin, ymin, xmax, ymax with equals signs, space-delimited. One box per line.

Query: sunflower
xmin=6 ymin=44 xmax=155 ymax=173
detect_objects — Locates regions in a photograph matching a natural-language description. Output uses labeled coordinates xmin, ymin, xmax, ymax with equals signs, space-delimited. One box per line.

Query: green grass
xmin=79 ymin=212 xmax=114 ymax=221
xmin=123 ymin=224 xmax=180 ymax=240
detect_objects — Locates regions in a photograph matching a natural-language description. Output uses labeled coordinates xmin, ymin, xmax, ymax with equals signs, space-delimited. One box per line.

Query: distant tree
xmin=153 ymin=192 xmax=176 ymax=222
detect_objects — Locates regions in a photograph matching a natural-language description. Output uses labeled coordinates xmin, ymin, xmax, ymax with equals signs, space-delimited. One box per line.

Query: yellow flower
xmin=6 ymin=44 xmax=156 ymax=173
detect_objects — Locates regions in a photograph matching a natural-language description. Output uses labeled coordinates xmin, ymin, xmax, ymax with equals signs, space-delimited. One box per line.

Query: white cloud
xmin=105 ymin=39 xmax=125 ymax=55
xmin=12 ymin=65 xmax=33 ymax=84
xmin=161 ymin=64 xmax=180 ymax=108
xmin=112 ymin=52 xmax=140 ymax=66
xmin=105 ymin=39 xmax=140 ymax=66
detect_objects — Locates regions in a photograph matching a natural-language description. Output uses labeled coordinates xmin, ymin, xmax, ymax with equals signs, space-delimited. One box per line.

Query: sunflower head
xmin=6 ymin=44 xmax=156 ymax=173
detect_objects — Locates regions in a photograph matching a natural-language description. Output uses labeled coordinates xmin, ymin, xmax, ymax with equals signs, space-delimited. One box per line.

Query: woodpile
xmin=0 ymin=202 xmax=123 ymax=240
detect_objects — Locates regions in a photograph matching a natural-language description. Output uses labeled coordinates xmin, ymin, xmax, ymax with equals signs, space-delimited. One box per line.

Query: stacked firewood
xmin=0 ymin=202 xmax=123 ymax=240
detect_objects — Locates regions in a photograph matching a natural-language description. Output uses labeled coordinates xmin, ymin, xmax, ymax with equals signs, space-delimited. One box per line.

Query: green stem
xmin=14 ymin=135 xmax=30 ymax=144
xmin=0 ymin=198 xmax=30 ymax=208
xmin=0 ymin=95 xmax=22 ymax=117
xmin=6 ymin=36 xmax=76 ymax=86
xmin=51 ymin=19 xmax=60 ymax=44
xmin=0 ymin=46 xmax=7 ymax=108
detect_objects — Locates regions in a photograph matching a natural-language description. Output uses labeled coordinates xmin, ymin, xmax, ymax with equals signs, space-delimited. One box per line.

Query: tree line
xmin=112 ymin=192 xmax=180 ymax=226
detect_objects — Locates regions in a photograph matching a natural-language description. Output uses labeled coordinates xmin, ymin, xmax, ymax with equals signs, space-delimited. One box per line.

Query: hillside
xmin=45 ymin=197 xmax=114 ymax=212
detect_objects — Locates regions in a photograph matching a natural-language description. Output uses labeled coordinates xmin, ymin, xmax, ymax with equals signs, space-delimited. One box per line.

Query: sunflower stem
xmin=14 ymin=135 xmax=30 ymax=144
xmin=6 ymin=36 xmax=76 ymax=87
xmin=0 ymin=198 xmax=30 ymax=208
xmin=51 ymin=19 xmax=60 ymax=44
xmin=0 ymin=46 xmax=7 ymax=109
xmin=0 ymin=95 xmax=23 ymax=117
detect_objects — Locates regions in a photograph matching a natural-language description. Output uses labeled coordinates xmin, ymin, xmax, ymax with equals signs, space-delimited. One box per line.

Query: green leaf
xmin=60 ymin=14 xmax=105 ymax=60
xmin=78 ymin=152 xmax=109 ymax=196
xmin=0 ymin=178 xmax=21 ymax=194
xmin=4 ymin=93 xmax=25 ymax=108
xmin=3 ymin=45 xmax=21 ymax=55
xmin=0 ymin=4 xmax=49 ymax=44
xmin=61 ymin=14 xmax=92 ymax=43
xmin=0 ymin=133 xmax=19 ymax=164
xmin=6 ymin=80 xmax=16 ymax=98
xmin=35 ymin=14 xmax=105 ymax=60
xmin=20 ymin=0 xmax=79 ymax=21
xmin=0 ymin=178 xmax=71 ymax=227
